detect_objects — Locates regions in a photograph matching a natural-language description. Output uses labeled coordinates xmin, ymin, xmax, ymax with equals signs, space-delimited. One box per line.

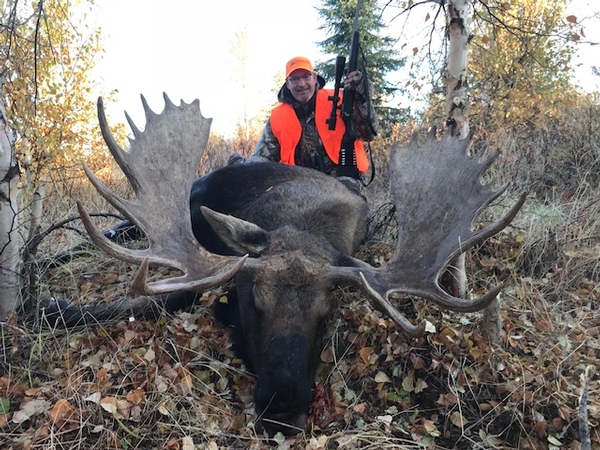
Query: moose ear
xmin=200 ymin=206 xmax=270 ymax=256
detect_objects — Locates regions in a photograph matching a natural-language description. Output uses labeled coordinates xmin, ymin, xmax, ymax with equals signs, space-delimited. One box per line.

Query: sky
xmin=91 ymin=0 xmax=327 ymax=137
xmin=89 ymin=0 xmax=599 ymax=138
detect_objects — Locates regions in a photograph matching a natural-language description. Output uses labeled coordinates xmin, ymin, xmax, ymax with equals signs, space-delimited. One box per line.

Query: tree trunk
xmin=446 ymin=0 xmax=471 ymax=139
xmin=446 ymin=0 xmax=501 ymax=344
xmin=0 ymin=73 xmax=21 ymax=320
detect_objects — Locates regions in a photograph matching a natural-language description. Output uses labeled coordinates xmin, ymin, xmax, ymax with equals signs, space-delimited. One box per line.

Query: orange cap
xmin=285 ymin=56 xmax=314 ymax=78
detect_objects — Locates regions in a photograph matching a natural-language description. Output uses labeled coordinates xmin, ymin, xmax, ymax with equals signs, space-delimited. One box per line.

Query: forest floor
xmin=1 ymin=193 xmax=599 ymax=450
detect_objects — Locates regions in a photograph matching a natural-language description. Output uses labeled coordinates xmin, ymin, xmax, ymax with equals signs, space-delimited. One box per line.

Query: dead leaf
xmin=414 ymin=378 xmax=428 ymax=393
xmin=320 ymin=347 xmax=334 ymax=363
xmin=450 ymin=411 xmax=468 ymax=428
xmin=12 ymin=398 xmax=49 ymax=424
xmin=353 ymin=403 xmax=366 ymax=413
xmin=402 ymin=372 xmax=415 ymax=393
xmin=100 ymin=396 xmax=118 ymax=415
xmin=84 ymin=392 xmax=101 ymax=404
xmin=144 ymin=347 xmax=156 ymax=362
xmin=566 ymin=14 xmax=577 ymax=24
xmin=126 ymin=388 xmax=145 ymax=405
xmin=423 ymin=419 xmax=438 ymax=434
xmin=48 ymin=399 xmax=78 ymax=428
xmin=359 ymin=347 xmax=374 ymax=365
xmin=374 ymin=371 xmax=391 ymax=383
xmin=181 ymin=436 xmax=195 ymax=450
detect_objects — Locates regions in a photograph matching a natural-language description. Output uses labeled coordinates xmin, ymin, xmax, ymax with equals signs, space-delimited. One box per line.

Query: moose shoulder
xmin=51 ymin=95 xmax=525 ymax=436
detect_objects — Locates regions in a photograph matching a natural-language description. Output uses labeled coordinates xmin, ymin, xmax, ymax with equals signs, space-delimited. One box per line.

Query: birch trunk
xmin=0 ymin=73 xmax=21 ymax=320
xmin=446 ymin=0 xmax=472 ymax=139
xmin=446 ymin=0 xmax=501 ymax=344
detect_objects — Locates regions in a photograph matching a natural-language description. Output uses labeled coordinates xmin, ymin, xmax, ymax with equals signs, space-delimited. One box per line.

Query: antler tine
xmin=79 ymin=95 xmax=246 ymax=295
xmin=359 ymin=274 xmax=427 ymax=337
xmin=341 ymin=131 xmax=525 ymax=335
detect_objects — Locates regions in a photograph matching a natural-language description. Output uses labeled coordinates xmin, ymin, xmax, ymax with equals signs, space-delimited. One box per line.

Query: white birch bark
xmin=446 ymin=0 xmax=501 ymax=343
xmin=0 ymin=73 xmax=20 ymax=320
xmin=445 ymin=0 xmax=472 ymax=299
xmin=446 ymin=0 xmax=472 ymax=139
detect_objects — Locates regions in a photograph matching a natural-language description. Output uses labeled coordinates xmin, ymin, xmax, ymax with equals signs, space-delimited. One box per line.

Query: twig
xmin=578 ymin=365 xmax=593 ymax=450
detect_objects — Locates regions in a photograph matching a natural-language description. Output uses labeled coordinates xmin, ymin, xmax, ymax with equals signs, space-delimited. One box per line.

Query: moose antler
xmin=331 ymin=129 xmax=526 ymax=337
xmin=78 ymin=94 xmax=246 ymax=295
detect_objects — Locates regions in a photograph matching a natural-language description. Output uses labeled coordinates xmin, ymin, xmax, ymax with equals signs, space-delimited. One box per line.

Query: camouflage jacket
xmin=251 ymin=74 xmax=379 ymax=176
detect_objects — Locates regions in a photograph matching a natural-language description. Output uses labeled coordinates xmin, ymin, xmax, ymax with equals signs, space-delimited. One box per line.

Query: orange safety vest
xmin=270 ymin=89 xmax=369 ymax=173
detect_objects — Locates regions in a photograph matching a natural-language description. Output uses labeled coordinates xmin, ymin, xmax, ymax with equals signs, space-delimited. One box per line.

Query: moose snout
xmin=253 ymin=333 xmax=315 ymax=435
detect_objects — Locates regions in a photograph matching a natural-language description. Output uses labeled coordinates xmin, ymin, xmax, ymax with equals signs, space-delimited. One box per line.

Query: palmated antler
xmin=78 ymin=94 xmax=246 ymax=295
xmin=330 ymin=130 xmax=526 ymax=337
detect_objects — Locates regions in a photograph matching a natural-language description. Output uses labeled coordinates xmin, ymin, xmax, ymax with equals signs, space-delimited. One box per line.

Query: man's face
xmin=286 ymin=70 xmax=317 ymax=104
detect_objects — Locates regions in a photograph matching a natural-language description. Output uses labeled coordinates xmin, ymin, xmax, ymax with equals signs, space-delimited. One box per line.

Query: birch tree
xmin=1 ymin=0 xmax=108 ymax=319
xmin=0 ymin=73 xmax=19 ymax=319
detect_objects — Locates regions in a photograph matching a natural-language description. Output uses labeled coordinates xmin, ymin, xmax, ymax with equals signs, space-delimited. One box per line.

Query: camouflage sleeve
xmin=351 ymin=77 xmax=379 ymax=142
xmin=251 ymin=118 xmax=281 ymax=162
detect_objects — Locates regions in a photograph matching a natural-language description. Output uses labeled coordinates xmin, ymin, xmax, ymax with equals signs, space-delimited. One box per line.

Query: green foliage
xmin=315 ymin=0 xmax=409 ymax=133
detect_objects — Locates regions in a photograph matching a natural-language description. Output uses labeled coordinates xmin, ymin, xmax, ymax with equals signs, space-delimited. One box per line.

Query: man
xmin=228 ymin=56 xmax=378 ymax=181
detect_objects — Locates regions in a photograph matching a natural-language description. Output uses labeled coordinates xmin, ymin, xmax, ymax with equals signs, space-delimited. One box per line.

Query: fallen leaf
xmin=374 ymin=371 xmax=391 ymax=383
xmin=414 ymin=378 xmax=428 ymax=393
xmin=100 ymin=397 xmax=118 ymax=415
xmin=13 ymin=398 xmax=49 ymax=424
xmin=48 ymin=399 xmax=79 ymax=429
xmin=402 ymin=372 xmax=415 ymax=393
xmin=359 ymin=347 xmax=374 ymax=365
xmin=126 ymin=388 xmax=145 ymax=405
xmin=320 ymin=347 xmax=334 ymax=363
xmin=84 ymin=392 xmax=101 ymax=404
xmin=181 ymin=436 xmax=194 ymax=450
xmin=450 ymin=411 xmax=467 ymax=428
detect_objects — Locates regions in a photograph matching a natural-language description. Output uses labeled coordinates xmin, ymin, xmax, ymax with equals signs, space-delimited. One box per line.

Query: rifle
xmin=328 ymin=0 xmax=362 ymax=179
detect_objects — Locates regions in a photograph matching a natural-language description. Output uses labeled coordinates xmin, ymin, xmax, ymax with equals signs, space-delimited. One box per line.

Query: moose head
xmin=74 ymin=94 xmax=525 ymax=436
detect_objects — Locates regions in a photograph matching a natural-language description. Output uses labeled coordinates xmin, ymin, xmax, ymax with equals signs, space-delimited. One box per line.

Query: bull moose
xmin=49 ymin=94 xmax=525 ymax=436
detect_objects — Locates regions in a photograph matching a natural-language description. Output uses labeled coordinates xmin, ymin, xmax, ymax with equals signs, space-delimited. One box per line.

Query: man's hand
xmin=343 ymin=71 xmax=364 ymax=92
